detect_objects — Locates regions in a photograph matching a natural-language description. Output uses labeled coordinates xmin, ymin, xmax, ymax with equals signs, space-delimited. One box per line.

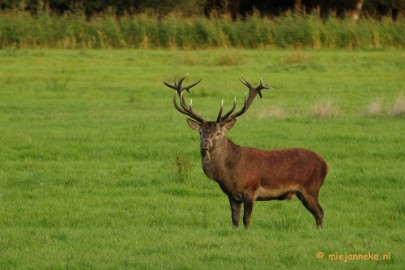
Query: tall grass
xmin=1 ymin=10 xmax=404 ymax=49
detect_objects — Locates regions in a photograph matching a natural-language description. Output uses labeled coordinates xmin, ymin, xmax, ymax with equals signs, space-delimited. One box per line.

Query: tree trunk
xmin=295 ymin=0 xmax=302 ymax=15
xmin=229 ymin=0 xmax=240 ymax=21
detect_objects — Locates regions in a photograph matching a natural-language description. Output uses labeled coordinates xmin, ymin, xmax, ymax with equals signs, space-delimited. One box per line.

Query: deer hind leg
xmin=229 ymin=197 xmax=242 ymax=227
xmin=296 ymin=191 xmax=324 ymax=228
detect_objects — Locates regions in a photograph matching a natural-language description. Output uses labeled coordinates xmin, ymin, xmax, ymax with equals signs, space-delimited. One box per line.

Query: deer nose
xmin=202 ymin=139 xmax=212 ymax=149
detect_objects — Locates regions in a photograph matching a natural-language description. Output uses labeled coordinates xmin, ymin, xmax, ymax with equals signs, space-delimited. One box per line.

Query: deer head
xmin=164 ymin=74 xmax=271 ymax=151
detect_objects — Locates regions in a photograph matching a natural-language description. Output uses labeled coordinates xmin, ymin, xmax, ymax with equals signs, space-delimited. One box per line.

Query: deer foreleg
xmin=229 ymin=197 xmax=242 ymax=227
xmin=242 ymin=194 xmax=254 ymax=228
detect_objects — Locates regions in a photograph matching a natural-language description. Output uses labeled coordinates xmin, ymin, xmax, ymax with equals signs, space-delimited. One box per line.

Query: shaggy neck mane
xmin=201 ymin=136 xmax=240 ymax=182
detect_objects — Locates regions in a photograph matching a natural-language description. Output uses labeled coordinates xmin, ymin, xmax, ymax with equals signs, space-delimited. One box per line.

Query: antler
xmin=217 ymin=75 xmax=271 ymax=122
xmin=163 ymin=75 xmax=205 ymax=124
xmin=163 ymin=74 xmax=202 ymax=96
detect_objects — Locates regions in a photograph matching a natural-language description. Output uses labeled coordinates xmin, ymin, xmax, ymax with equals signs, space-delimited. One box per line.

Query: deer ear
xmin=187 ymin=119 xmax=201 ymax=131
xmin=222 ymin=118 xmax=236 ymax=131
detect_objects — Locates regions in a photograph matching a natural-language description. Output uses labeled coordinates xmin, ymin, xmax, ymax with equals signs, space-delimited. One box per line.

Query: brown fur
xmin=187 ymin=119 xmax=328 ymax=228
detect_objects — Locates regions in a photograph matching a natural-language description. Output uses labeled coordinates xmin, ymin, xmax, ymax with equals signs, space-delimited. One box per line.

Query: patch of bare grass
xmin=258 ymin=105 xmax=288 ymax=120
xmin=388 ymin=92 xmax=405 ymax=117
xmin=310 ymin=99 xmax=341 ymax=119
xmin=179 ymin=52 xmax=202 ymax=66
xmin=367 ymin=98 xmax=384 ymax=116
xmin=215 ymin=53 xmax=247 ymax=66
xmin=282 ymin=50 xmax=311 ymax=65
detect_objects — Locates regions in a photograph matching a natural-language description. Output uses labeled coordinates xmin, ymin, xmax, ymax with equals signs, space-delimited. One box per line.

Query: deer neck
xmin=200 ymin=136 xmax=240 ymax=181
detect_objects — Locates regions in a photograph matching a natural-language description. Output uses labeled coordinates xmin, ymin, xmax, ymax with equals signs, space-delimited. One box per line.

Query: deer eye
xmin=216 ymin=131 xmax=221 ymax=136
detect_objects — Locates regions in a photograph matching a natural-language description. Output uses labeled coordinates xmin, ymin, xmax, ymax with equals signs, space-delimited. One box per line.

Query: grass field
xmin=0 ymin=49 xmax=404 ymax=269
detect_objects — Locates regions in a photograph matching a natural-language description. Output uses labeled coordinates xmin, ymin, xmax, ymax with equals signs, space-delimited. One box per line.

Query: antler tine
xmin=230 ymin=93 xmax=248 ymax=119
xmin=175 ymin=74 xmax=203 ymax=94
xmin=258 ymin=78 xmax=264 ymax=98
xmin=163 ymin=80 xmax=178 ymax=91
xmin=239 ymin=75 xmax=252 ymax=88
xmin=219 ymin=97 xmax=237 ymax=122
xmin=181 ymin=91 xmax=205 ymax=123
xmin=220 ymin=76 xmax=271 ymax=122
xmin=177 ymin=74 xmax=187 ymax=88
xmin=169 ymin=80 xmax=205 ymax=124
xmin=257 ymin=77 xmax=271 ymax=98
xmin=183 ymin=79 xmax=202 ymax=92
xmin=179 ymin=87 xmax=189 ymax=110
xmin=216 ymin=99 xmax=224 ymax=122
xmin=173 ymin=93 xmax=188 ymax=115
xmin=188 ymin=98 xmax=197 ymax=115
xmin=163 ymin=74 xmax=202 ymax=95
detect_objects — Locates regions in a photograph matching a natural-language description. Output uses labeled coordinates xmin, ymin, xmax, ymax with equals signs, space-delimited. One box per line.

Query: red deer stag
xmin=164 ymin=75 xmax=328 ymax=228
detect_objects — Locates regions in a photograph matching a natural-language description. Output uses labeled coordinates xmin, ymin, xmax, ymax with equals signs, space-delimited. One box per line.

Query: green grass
xmin=0 ymin=49 xmax=404 ymax=269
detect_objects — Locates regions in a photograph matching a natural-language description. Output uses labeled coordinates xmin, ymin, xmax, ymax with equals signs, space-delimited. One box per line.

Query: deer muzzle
xmin=201 ymin=139 xmax=212 ymax=150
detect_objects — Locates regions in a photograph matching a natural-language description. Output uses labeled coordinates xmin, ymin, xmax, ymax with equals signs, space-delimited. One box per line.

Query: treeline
xmin=0 ymin=0 xmax=404 ymax=19
xmin=1 ymin=12 xmax=404 ymax=49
